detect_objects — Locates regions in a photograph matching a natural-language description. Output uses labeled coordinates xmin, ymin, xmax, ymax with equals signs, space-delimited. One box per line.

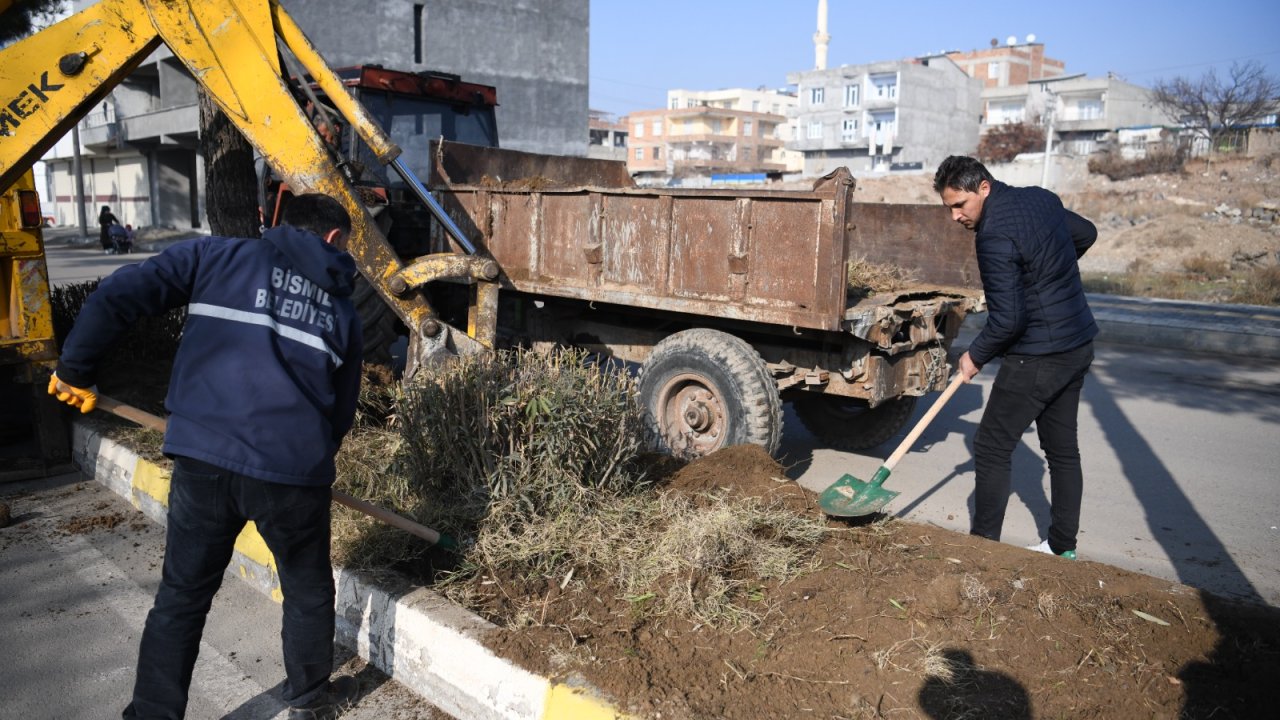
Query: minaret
xmin=813 ymin=0 xmax=830 ymax=70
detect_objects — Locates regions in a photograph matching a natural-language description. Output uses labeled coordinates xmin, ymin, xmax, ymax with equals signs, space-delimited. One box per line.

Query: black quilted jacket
xmin=968 ymin=180 xmax=1098 ymax=366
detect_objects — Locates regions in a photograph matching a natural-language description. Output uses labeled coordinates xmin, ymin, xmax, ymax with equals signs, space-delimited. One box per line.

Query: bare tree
xmin=198 ymin=90 xmax=260 ymax=238
xmin=1151 ymin=60 xmax=1280 ymax=161
xmin=0 ymin=0 xmax=65 ymax=46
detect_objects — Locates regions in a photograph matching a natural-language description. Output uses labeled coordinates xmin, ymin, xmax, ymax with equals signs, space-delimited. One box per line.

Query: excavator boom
xmin=0 ymin=0 xmax=492 ymax=371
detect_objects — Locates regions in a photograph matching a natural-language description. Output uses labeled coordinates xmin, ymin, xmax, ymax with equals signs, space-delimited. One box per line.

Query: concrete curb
xmin=72 ymin=422 xmax=629 ymax=720
xmin=962 ymin=293 xmax=1280 ymax=360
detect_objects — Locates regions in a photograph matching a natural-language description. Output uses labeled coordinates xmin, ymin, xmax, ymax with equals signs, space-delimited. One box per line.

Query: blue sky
xmin=589 ymin=0 xmax=1280 ymax=116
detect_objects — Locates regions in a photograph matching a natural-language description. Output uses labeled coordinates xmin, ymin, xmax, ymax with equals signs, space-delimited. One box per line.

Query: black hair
xmin=281 ymin=193 xmax=352 ymax=238
xmin=933 ymin=156 xmax=994 ymax=194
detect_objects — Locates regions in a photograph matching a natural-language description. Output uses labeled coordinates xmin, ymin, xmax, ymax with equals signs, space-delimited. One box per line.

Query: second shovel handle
xmin=882 ymin=374 xmax=966 ymax=472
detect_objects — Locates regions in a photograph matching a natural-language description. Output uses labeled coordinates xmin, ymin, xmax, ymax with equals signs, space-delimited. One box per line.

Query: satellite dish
xmin=1006 ymin=35 xmax=1017 ymax=46
xmin=1026 ymin=33 xmax=1037 ymax=43
xmin=990 ymin=38 xmax=998 ymax=48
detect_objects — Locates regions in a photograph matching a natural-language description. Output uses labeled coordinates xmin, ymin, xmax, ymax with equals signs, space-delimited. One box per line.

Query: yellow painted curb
xmin=129 ymin=453 xmax=284 ymax=603
xmin=131 ymin=456 xmax=170 ymax=506
xmin=543 ymin=683 xmax=630 ymax=719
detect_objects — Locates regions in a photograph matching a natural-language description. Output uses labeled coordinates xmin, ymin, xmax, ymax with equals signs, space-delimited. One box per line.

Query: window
xmin=987 ymin=62 xmax=1001 ymax=80
xmin=669 ymin=97 xmax=679 ymax=109
xmin=635 ymin=147 xmax=646 ymax=160
xmin=744 ymin=119 xmax=753 ymax=136
xmin=751 ymin=100 xmax=760 ymax=112
xmin=810 ymin=87 xmax=824 ymax=105
xmin=807 ymin=121 xmax=822 ymax=139
xmin=683 ymin=118 xmax=693 ymax=134
xmin=841 ymin=118 xmax=858 ymax=141
xmin=1074 ymin=98 xmax=1104 ymax=120
xmin=652 ymin=146 xmax=661 ymax=160
xmin=633 ymin=122 xmax=644 ymax=138
xmin=843 ymin=84 xmax=859 ymax=107
xmin=869 ymin=110 xmax=896 ymax=140
xmin=652 ymin=119 xmax=662 ymax=135
xmin=870 ymin=73 xmax=897 ymax=100
xmin=988 ymin=101 xmax=1025 ymax=124
xmin=687 ymin=99 xmax=697 ymax=108
xmin=710 ymin=119 xmax=722 ymax=134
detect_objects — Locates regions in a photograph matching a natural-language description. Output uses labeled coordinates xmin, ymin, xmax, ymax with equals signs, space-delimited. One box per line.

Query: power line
xmin=1112 ymin=49 xmax=1280 ymax=79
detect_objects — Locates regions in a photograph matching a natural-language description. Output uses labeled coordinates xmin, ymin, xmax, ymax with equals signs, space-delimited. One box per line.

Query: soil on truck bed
xmin=474 ymin=446 xmax=1280 ymax=720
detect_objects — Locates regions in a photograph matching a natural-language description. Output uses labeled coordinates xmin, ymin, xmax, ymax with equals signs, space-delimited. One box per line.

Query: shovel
xmin=93 ymin=395 xmax=453 ymax=547
xmin=819 ymin=373 xmax=966 ymax=517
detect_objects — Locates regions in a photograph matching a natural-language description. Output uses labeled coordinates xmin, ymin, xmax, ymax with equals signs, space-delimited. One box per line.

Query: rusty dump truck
xmin=415 ymin=142 xmax=985 ymax=458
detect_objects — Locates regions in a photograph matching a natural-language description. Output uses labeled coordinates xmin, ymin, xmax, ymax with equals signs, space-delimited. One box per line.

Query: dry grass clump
xmin=846 ymin=257 xmax=918 ymax=298
xmin=333 ymin=348 xmax=827 ymax=628
xmin=1087 ymin=147 xmax=1187 ymax=181
xmin=1082 ymin=263 xmax=1280 ymax=306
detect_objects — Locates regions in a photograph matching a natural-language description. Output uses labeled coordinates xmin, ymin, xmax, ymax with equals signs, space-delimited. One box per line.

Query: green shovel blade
xmin=818 ymin=466 xmax=899 ymax=517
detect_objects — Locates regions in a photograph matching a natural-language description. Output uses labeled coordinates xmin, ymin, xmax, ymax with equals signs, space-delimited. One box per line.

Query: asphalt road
xmin=787 ymin=330 xmax=1280 ymax=606
xmin=42 ymin=236 xmax=162 ymax=287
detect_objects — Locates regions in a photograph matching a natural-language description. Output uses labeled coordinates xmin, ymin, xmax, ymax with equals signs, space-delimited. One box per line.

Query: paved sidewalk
xmin=0 ymin=471 xmax=447 ymax=720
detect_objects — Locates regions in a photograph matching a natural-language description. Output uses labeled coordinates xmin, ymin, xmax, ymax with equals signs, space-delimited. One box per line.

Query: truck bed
xmin=429 ymin=142 xmax=981 ymax=335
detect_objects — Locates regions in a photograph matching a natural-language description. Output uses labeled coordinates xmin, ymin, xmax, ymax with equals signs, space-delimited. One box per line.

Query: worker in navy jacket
xmin=934 ymin=156 xmax=1097 ymax=561
xmin=50 ymin=193 xmax=364 ymax=719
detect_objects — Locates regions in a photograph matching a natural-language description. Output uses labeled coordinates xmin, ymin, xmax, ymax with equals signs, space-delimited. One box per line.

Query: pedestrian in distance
xmin=933 ymin=155 xmax=1098 ymax=561
xmin=99 ymin=204 xmax=120 ymax=252
xmin=49 ymin=193 xmax=365 ymax=720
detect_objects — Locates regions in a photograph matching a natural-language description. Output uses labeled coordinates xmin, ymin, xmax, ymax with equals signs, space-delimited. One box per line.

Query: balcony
xmin=117 ymin=104 xmax=200 ymax=147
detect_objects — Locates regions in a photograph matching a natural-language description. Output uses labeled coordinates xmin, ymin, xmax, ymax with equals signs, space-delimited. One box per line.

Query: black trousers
xmin=970 ymin=342 xmax=1094 ymax=554
xmin=123 ymin=456 xmax=335 ymax=719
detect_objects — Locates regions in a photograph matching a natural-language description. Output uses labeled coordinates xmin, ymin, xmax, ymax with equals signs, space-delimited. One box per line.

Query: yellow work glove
xmin=48 ymin=372 xmax=99 ymax=414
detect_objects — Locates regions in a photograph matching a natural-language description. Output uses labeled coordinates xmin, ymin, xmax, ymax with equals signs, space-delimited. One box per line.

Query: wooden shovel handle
xmin=92 ymin=395 xmax=443 ymax=545
xmin=882 ymin=374 xmax=966 ymax=472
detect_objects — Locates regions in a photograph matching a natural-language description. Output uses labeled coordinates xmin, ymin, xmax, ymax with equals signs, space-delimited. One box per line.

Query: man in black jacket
xmin=933 ymin=156 xmax=1098 ymax=560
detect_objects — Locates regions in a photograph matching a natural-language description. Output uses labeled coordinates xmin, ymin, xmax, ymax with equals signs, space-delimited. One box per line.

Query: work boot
xmin=1026 ymin=539 xmax=1076 ymax=560
xmin=287 ymin=675 xmax=360 ymax=720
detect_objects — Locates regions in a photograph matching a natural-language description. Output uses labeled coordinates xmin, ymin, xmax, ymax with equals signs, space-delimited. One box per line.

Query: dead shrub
xmin=1232 ymin=265 xmax=1280 ymax=305
xmin=847 ymin=257 xmax=918 ymax=298
xmin=1088 ymin=147 xmax=1186 ymax=180
xmin=1182 ymin=253 xmax=1229 ymax=277
xmin=977 ymin=122 xmax=1045 ymax=164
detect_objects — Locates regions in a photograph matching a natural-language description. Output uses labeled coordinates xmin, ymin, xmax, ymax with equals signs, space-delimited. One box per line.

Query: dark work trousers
xmin=970 ymin=341 xmax=1094 ymax=554
xmin=123 ymin=456 xmax=335 ymax=719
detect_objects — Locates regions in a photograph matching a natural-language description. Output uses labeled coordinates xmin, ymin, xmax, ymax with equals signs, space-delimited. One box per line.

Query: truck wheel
xmin=793 ymin=394 xmax=918 ymax=451
xmin=354 ymin=274 xmax=402 ymax=366
xmin=638 ymin=329 xmax=782 ymax=459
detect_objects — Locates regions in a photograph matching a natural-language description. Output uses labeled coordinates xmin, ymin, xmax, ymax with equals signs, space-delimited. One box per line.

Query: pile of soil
xmin=477 ymin=446 xmax=1280 ymax=719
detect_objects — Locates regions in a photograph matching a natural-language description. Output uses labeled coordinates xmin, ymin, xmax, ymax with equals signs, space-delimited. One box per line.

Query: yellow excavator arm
xmin=0 ymin=0 xmax=494 ymax=369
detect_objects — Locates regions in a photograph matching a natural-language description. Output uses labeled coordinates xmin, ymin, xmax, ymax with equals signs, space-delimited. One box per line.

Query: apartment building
xmin=786 ymin=56 xmax=982 ymax=176
xmin=40 ymin=0 xmax=588 ymax=230
xmin=588 ymin=110 xmax=628 ymax=162
xmin=626 ymin=88 xmax=800 ymax=185
xmin=985 ymin=74 xmax=1174 ymax=155
xmin=946 ymin=36 xmax=1066 ymax=89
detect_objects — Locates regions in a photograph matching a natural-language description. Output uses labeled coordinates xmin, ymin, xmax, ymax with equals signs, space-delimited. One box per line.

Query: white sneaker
xmin=1026 ymin=539 xmax=1076 ymax=560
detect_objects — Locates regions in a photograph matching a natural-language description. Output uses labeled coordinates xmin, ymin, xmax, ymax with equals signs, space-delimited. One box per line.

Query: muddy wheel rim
xmin=655 ymin=372 xmax=726 ymax=457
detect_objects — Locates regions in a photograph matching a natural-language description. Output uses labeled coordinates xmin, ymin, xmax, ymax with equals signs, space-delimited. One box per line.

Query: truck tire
xmin=638 ymin=328 xmax=782 ymax=459
xmin=792 ymin=394 xmax=918 ymax=451
xmin=353 ymin=274 xmax=402 ymax=366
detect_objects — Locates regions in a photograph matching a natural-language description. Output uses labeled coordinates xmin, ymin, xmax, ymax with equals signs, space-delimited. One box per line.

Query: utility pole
xmin=71 ymin=124 xmax=89 ymax=239
xmin=1040 ymin=85 xmax=1055 ymax=189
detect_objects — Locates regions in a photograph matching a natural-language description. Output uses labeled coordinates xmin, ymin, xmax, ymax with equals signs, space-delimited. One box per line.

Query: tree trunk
xmin=198 ymin=90 xmax=261 ymax=238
